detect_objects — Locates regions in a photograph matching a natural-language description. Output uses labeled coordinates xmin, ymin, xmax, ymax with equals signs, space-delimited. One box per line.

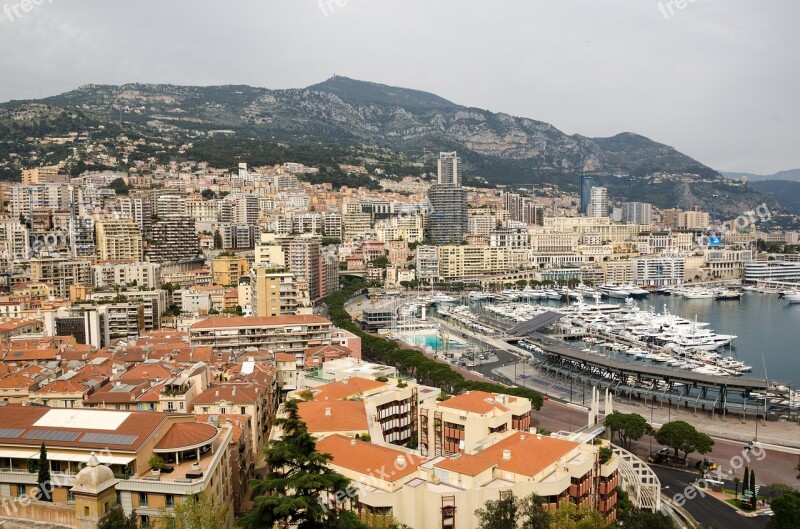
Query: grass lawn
xmin=725 ymin=498 xmax=757 ymax=512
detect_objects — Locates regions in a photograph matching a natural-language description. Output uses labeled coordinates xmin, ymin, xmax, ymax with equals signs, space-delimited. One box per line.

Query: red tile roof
xmin=194 ymin=383 xmax=262 ymax=405
xmin=311 ymin=377 xmax=386 ymax=402
xmin=316 ymin=434 xmax=423 ymax=482
xmin=154 ymin=422 xmax=219 ymax=450
xmin=297 ymin=400 xmax=368 ymax=433
xmin=437 ymin=391 xmax=509 ymax=414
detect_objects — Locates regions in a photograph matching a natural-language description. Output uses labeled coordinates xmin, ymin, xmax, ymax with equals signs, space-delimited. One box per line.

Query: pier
xmin=525 ymin=332 xmax=785 ymax=420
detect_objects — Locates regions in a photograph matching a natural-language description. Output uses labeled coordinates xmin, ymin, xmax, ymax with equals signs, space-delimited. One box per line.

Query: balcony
xmin=117 ymin=426 xmax=232 ymax=496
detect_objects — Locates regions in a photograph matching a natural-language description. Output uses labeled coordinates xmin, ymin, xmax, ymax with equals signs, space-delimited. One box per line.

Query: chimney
xmin=502 ymin=449 xmax=511 ymax=461
xmin=520 ymin=434 xmax=526 ymax=441
xmin=324 ymin=407 xmax=332 ymax=417
xmin=232 ymin=387 xmax=236 ymax=396
xmin=536 ymin=433 xmax=542 ymax=440
xmin=350 ymin=438 xmax=357 ymax=446
xmin=215 ymin=390 xmax=219 ymax=398
xmin=395 ymin=455 xmax=407 ymax=469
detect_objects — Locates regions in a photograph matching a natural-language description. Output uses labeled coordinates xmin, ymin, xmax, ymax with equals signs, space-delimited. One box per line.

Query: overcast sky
xmin=1 ymin=0 xmax=797 ymax=174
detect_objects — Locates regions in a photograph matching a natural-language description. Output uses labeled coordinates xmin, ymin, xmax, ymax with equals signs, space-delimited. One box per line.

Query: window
xmin=139 ymin=492 xmax=148 ymax=507
xmin=179 ymin=402 xmax=184 ymax=410
xmin=67 ymin=489 xmax=75 ymax=503
xmin=165 ymin=494 xmax=174 ymax=508
xmin=240 ymin=407 xmax=246 ymax=415
xmin=202 ymin=407 xmax=209 ymax=413
xmin=220 ymin=407 xmax=227 ymax=414
xmin=84 ymin=506 xmax=90 ymax=516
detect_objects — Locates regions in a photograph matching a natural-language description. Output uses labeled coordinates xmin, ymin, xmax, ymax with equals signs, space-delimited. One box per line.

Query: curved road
xmin=656 ymin=466 xmax=770 ymax=529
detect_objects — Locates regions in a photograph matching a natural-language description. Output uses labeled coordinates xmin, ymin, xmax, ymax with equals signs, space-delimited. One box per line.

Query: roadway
xmin=655 ymin=466 xmax=770 ymax=529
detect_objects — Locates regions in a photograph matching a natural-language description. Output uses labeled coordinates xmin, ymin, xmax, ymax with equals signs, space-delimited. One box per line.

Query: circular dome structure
xmin=72 ymin=452 xmax=117 ymax=494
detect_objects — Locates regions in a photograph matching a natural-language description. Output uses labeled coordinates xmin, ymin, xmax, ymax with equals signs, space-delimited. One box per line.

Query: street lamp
xmin=649 ymin=393 xmax=655 ymax=454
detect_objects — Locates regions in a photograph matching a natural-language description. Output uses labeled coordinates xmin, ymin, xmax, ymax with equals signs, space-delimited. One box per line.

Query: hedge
xmin=326 ymin=280 xmax=543 ymax=410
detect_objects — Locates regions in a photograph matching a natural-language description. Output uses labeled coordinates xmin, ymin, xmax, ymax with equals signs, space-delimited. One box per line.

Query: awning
xmin=0 ymin=449 xmax=36 ymax=460
xmin=0 ymin=448 xmax=134 ymax=466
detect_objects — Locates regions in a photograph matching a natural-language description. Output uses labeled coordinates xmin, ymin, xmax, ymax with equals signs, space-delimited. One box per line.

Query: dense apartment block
xmin=189 ymin=315 xmax=333 ymax=353
xmin=147 ymin=216 xmax=199 ymax=264
xmin=95 ymin=217 xmax=144 ymax=261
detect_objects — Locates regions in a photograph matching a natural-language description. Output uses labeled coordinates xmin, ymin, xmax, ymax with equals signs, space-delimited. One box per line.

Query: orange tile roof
xmin=275 ymin=353 xmax=296 ymax=363
xmin=2 ymin=348 xmax=59 ymax=361
xmin=35 ymin=379 xmax=86 ymax=394
xmin=119 ymin=363 xmax=174 ymax=382
xmin=297 ymin=400 xmax=368 ymax=433
xmin=0 ymin=372 xmax=39 ymax=389
xmin=0 ymin=407 xmax=182 ymax=451
xmin=154 ymin=422 xmax=219 ymax=450
xmin=195 ymin=414 xmax=249 ymax=444
xmin=190 ymin=315 xmax=329 ymax=330
xmin=437 ymin=391 xmax=508 ymax=414
xmin=481 ymin=432 xmax=579 ymax=478
xmin=311 ymin=377 xmax=387 ymax=401
xmin=84 ymin=380 xmax=155 ymax=404
xmin=194 ymin=383 xmax=262 ymax=405
xmin=434 ymin=454 xmax=495 ymax=476
xmin=316 ymin=434 xmax=423 ymax=482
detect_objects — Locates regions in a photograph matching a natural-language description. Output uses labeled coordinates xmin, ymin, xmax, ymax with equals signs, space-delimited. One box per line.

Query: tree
xmin=153 ymin=494 xmax=231 ymax=529
xmin=750 ymin=469 xmax=757 ymax=502
xmin=36 ymin=443 xmax=52 ymax=501
xmin=200 ymin=188 xmax=216 ymax=200
xmin=239 ymin=399 xmax=369 ymax=529
xmin=370 ymin=255 xmax=390 ymax=269
xmin=97 ymin=504 xmax=138 ymax=529
xmin=517 ymin=494 xmax=550 ymax=529
xmin=297 ymin=389 xmax=315 ymax=401
xmin=475 ymin=494 xmax=517 ymax=529
xmin=768 ymin=492 xmax=800 ymax=529
xmin=547 ymin=500 xmax=612 ymax=529
xmin=603 ymin=412 xmax=651 ymax=450
xmin=475 ymin=493 xmax=550 ymax=529
xmin=108 ymin=177 xmax=130 ymax=196
xmin=655 ymin=420 xmax=715 ymax=461
xmin=744 ymin=467 xmax=750 ymax=492
xmin=796 ymin=455 xmax=800 ymax=480
xmin=615 ymin=491 xmax=673 ymax=529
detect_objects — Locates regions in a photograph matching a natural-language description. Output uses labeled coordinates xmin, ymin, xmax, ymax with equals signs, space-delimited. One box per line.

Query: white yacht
xmin=682 ymin=288 xmax=714 ymax=299
xmin=600 ymin=284 xmax=631 ymax=299
xmin=784 ymin=291 xmax=800 ymax=304
xmin=425 ymin=293 xmax=459 ymax=304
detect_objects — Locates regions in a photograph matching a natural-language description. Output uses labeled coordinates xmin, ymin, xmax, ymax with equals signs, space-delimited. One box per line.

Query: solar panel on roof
xmin=80 ymin=433 xmax=139 ymax=446
xmin=0 ymin=428 xmax=24 ymax=438
xmin=23 ymin=430 xmax=80 ymax=442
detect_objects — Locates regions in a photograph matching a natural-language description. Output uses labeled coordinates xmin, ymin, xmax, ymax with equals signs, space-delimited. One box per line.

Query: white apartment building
xmin=93 ymin=262 xmax=161 ymax=289
xmin=587 ymin=186 xmax=608 ymax=218
xmin=634 ymin=256 xmax=685 ymax=286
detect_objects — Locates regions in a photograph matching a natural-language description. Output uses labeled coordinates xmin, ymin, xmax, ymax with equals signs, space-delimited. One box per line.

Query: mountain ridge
xmin=722 ymin=169 xmax=800 ymax=182
xmin=0 ymin=76 xmax=776 ymax=215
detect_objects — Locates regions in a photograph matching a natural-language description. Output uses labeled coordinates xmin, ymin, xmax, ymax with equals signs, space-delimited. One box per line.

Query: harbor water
xmin=486 ymin=292 xmax=800 ymax=387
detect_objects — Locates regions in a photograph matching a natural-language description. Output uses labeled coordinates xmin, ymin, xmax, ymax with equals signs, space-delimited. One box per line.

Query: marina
xmin=368 ymin=283 xmax=800 ymax=419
